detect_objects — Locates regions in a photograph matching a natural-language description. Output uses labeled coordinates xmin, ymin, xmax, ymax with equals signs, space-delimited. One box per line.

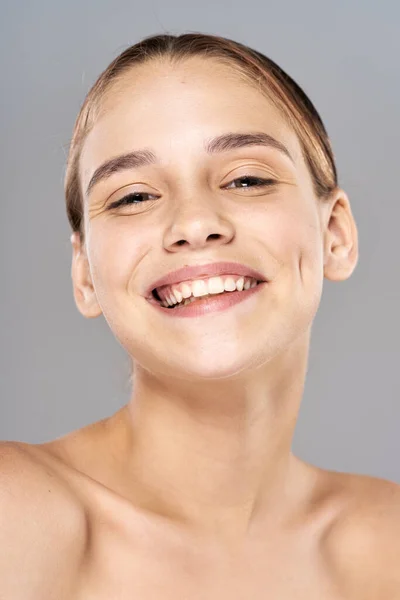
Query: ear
xmin=322 ymin=188 xmax=359 ymax=282
xmin=70 ymin=232 xmax=102 ymax=318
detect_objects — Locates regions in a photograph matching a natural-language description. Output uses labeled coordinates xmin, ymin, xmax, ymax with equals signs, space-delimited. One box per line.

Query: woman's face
xmin=76 ymin=58 xmax=338 ymax=380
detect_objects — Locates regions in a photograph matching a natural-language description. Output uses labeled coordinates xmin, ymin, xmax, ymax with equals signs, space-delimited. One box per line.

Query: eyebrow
xmin=85 ymin=131 xmax=294 ymax=196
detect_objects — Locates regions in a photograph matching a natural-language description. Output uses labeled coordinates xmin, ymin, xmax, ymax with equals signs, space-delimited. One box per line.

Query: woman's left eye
xmin=225 ymin=175 xmax=276 ymax=190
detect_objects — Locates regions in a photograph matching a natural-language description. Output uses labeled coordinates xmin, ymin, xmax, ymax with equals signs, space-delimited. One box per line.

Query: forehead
xmin=80 ymin=58 xmax=303 ymax=179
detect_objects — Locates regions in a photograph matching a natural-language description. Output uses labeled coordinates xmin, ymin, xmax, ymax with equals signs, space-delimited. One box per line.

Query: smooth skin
xmin=1 ymin=57 xmax=400 ymax=599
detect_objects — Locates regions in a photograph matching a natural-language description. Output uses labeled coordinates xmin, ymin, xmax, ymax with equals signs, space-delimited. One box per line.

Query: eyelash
xmin=107 ymin=176 xmax=276 ymax=209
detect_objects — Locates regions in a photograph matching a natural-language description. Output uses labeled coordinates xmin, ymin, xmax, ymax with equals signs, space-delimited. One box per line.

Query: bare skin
xmin=1 ymin=57 xmax=399 ymax=598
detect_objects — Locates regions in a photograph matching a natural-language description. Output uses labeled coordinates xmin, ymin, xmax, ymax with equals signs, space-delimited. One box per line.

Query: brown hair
xmin=65 ymin=32 xmax=338 ymax=244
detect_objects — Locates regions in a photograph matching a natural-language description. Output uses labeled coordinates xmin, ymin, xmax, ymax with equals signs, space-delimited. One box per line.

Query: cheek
xmin=86 ymin=221 xmax=146 ymax=301
xmin=259 ymin=202 xmax=322 ymax=267
xmin=259 ymin=203 xmax=324 ymax=315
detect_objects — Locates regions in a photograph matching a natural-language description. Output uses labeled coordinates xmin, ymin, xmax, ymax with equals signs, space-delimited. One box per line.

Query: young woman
xmin=1 ymin=32 xmax=399 ymax=599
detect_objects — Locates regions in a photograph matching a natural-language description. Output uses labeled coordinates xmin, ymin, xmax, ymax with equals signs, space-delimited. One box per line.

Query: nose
xmin=162 ymin=195 xmax=235 ymax=252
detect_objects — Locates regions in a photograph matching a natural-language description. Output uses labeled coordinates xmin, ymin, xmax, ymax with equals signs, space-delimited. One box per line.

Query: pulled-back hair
xmin=65 ymin=32 xmax=338 ymax=244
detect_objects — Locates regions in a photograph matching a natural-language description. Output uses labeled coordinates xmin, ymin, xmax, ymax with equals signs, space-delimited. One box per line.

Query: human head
xmin=65 ymin=32 xmax=338 ymax=245
xmin=66 ymin=32 xmax=357 ymax=383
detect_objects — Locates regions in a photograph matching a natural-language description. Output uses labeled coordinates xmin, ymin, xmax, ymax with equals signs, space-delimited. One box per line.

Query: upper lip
xmin=145 ymin=261 xmax=268 ymax=299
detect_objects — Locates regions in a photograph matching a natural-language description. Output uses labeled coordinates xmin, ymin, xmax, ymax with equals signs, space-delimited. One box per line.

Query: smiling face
xmin=72 ymin=57 xmax=357 ymax=380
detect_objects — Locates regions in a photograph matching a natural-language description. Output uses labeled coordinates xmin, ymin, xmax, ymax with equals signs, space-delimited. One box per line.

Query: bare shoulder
xmin=0 ymin=441 xmax=88 ymax=600
xmin=0 ymin=439 xmax=87 ymax=519
xmin=322 ymin=469 xmax=400 ymax=597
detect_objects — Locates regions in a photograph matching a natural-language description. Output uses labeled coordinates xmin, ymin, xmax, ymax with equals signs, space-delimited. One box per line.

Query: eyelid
xmin=110 ymin=174 xmax=274 ymax=197
xmin=106 ymin=182 xmax=156 ymax=202
xmin=104 ymin=164 xmax=280 ymax=204
xmin=108 ymin=175 xmax=276 ymax=209
xmin=222 ymin=171 xmax=277 ymax=188
xmin=103 ymin=158 xmax=280 ymax=194
xmin=221 ymin=158 xmax=282 ymax=176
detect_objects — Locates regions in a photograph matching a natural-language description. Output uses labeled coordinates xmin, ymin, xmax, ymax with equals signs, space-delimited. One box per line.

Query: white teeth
xmin=181 ymin=283 xmax=192 ymax=299
xmin=174 ymin=289 xmax=183 ymax=303
xmin=157 ymin=275 xmax=260 ymax=308
xmin=207 ymin=276 xmax=225 ymax=295
xmin=192 ymin=280 xmax=209 ymax=297
xmin=223 ymin=276 xmax=237 ymax=292
xmin=236 ymin=277 xmax=245 ymax=291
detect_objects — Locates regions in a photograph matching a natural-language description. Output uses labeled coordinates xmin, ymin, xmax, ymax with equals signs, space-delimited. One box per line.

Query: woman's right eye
xmin=108 ymin=192 xmax=158 ymax=209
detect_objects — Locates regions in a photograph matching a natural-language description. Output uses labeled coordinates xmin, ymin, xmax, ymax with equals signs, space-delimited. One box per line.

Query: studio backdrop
xmin=0 ymin=0 xmax=399 ymax=483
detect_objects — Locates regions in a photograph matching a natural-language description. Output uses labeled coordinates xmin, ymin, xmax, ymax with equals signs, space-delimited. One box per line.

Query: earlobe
xmin=70 ymin=233 xmax=102 ymax=319
xmin=73 ymin=283 xmax=103 ymax=319
xmin=323 ymin=190 xmax=359 ymax=282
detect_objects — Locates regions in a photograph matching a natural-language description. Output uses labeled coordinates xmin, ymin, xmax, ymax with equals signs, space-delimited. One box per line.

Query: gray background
xmin=1 ymin=0 xmax=399 ymax=482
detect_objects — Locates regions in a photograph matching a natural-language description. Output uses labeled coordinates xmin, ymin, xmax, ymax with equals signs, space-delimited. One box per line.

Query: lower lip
xmin=146 ymin=282 xmax=267 ymax=318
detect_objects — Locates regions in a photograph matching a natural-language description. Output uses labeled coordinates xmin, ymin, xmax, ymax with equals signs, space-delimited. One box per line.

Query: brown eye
xmin=108 ymin=191 xmax=158 ymax=209
xmin=225 ymin=175 xmax=276 ymax=190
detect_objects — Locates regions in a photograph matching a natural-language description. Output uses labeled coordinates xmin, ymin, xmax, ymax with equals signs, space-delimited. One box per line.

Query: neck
xmin=104 ymin=330 xmax=314 ymax=549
